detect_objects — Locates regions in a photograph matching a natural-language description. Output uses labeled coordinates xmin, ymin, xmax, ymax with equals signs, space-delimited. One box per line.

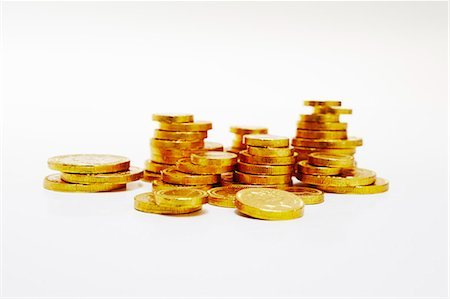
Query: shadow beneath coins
xmin=234 ymin=210 xmax=260 ymax=220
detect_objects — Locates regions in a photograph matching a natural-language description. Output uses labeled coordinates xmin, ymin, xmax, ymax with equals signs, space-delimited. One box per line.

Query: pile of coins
xmin=227 ymin=126 xmax=268 ymax=154
xmin=234 ymin=134 xmax=296 ymax=187
xmin=292 ymin=100 xmax=362 ymax=162
xmin=44 ymin=154 xmax=143 ymax=192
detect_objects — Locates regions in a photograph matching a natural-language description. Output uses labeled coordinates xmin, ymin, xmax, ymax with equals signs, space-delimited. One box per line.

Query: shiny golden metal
xmin=61 ymin=166 xmax=143 ymax=184
xmin=308 ymin=153 xmax=354 ymax=168
xmin=297 ymin=160 xmax=341 ymax=176
xmin=152 ymin=179 xmax=213 ymax=193
xmin=239 ymin=150 xmax=297 ymax=165
xmin=234 ymin=171 xmax=292 ymax=185
xmin=235 ymin=188 xmax=304 ymax=220
xmin=155 ymin=188 xmax=207 ymax=207
xmin=283 ymin=186 xmax=324 ymax=205
xmin=152 ymin=113 xmax=194 ymax=123
xmin=159 ymin=121 xmax=212 ymax=132
xmin=226 ymin=147 xmax=242 ymax=154
xmin=297 ymin=121 xmax=347 ymax=131
xmin=300 ymin=114 xmax=340 ymax=123
xmin=145 ymin=159 xmax=171 ymax=173
xmin=293 ymin=146 xmax=356 ymax=156
xmin=313 ymin=107 xmax=352 ymax=115
xmin=207 ymin=185 xmax=252 ymax=208
xmin=304 ymin=100 xmax=341 ymax=107
xmin=176 ymin=158 xmax=234 ymax=174
xmin=48 ymin=154 xmax=130 ymax=174
xmin=153 ymin=129 xmax=207 ymax=141
xmin=248 ymin=146 xmax=294 ymax=157
xmin=237 ymin=162 xmax=293 ymax=175
xmin=230 ymin=126 xmax=268 ymax=135
xmin=292 ymin=137 xmax=363 ymax=148
xmin=299 ymin=168 xmax=376 ymax=187
xmin=244 ymin=134 xmax=290 ymax=148
xmin=134 ymin=192 xmax=202 ymax=215
xmin=296 ymin=129 xmax=348 ymax=140
xmin=220 ymin=172 xmax=235 ymax=185
xmin=191 ymin=152 xmax=237 ymax=167
xmin=151 ymin=153 xmax=181 ymax=164
xmin=142 ymin=170 xmax=161 ymax=182
xmin=162 ymin=167 xmax=220 ymax=185
xmin=231 ymin=139 xmax=246 ymax=149
xmin=203 ymin=142 xmax=224 ymax=151
xmin=150 ymin=138 xmax=204 ymax=150
xmin=317 ymin=177 xmax=389 ymax=194
xmin=44 ymin=174 xmax=125 ymax=192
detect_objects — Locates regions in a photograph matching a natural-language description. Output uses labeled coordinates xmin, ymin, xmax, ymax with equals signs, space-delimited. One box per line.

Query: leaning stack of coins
xmin=227 ymin=126 xmax=268 ymax=154
xmin=234 ymin=134 xmax=295 ymax=187
xmin=292 ymin=100 xmax=362 ymax=163
xmin=144 ymin=113 xmax=217 ymax=182
xmin=296 ymin=152 xmax=389 ymax=194
xmin=44 ymin=154 xmax=143 ymax=192
xmin=153 ymin=151 xmax=238 ymax=193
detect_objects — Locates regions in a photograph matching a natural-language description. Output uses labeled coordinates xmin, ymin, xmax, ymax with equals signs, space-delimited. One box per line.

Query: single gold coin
xmin=293 ymin=147 xmax=356 ymax=156
xmin=237 ymin=162 xmax=293 ymax=175
xmin=155 ymin=188 xmax=207 ymax=207
xmin=44 ymin=174 xmax=125 ymax=192
xmin=297 ymin=160 xmax=341 ymax=176
xmin=230 ymin=126 xmax=268 ymax=135
xmin=313 ymin=106 xmax=352 ymax=115
xmin=152 ymin=113 xmax=194 ymax=123
xmin=300 ymin=114 xmax=340 ymax=123
xmin=292 ymin=137 xmax=363 ymax=148
xmin=203 ymin=141 xmax=224 ymax=151
xmin=145 ymin=159 xmax=171 ymax=173
xmin=304 ymin=100 xmax=341 ymax=107
xmin=134 ymin=192 xmax=202 ymax=215
xmin=296 ymin=129 xmax=348 ymax=140
xmin=159 ymin=120 xmax=212 ymax=132
xmin=153 ymin=129 xmax=207 ymax=141
xmin=317 ymin=177 xmax=389 ymax=194
xmin=152 ymin=179 xmax=213 ymax=193
xmin=61 ymin=166 xmax=143 ymax=184
xmin=297 ymin=121 xmax=347 ymax=131
xmin=244 ymin=134 xmax=290 ymax=148
xmin=239 ymin=150 xmax=297 ymax=165
xmin=234 ymin=171 xmax=292 ymax=185
xmin=299 ymin=168 xmax=376 ymax=187
xmin=235 ymin=188 xmax=304 ymax=220
xmin=162 ymin=167 xmax=220 ymax=185
xmin=142 ymin=170 xmax=161 ymax=182
xmin=208 ymin=185 xmax=253 ymax=208
xmin=283 ymin=186 xmax=324 ymax=205
xmin=190 ymin=152 xmax=237 ymax=167
xmin=308 ymin=153 xmax=355 ymax=168
xmin=150 ymin=138 xmax=204 ymax=150
xmin=176 ymin=158 xmax=234 ymax=174
xmin=248 ymin=146 xmax=294 ymax=157
xmin=151 ymin=153 xmax=181 ymax=164
xmin=48 ymin=154 xmax=130 ymax=174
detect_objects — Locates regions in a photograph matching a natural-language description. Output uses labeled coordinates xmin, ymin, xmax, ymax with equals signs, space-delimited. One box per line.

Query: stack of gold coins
xmin=153 ymin=151 xmax=238 ymax=194
xmin=292 ymin=100 xmax=362 ymax=163
xmin=296 ymin=153 xmax=389 ymax=194
xmin=44 ymin=154 xmax=143 ymax=192
xmin=234 ymin=134 xmax=295 ymax=187
xmin=145 ymin=113 xmax=219 ymax=182
xmin=134 ymin=188 xmax=207 ymax=215
xmin=227 ymin=126 xmax=268 ymax=154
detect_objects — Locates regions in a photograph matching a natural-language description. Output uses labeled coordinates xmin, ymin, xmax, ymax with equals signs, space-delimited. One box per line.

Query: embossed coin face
xmin=48 ymin=154 xmax=130 ymax=173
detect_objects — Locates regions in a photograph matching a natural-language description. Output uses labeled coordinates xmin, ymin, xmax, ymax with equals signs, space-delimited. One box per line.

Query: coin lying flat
xmin=317 ymin=177 xmax=389 ymax=194
xmin=297 ymin=160 xmax=342 ymax=176
xmin=300 ymin=114 xmax=340 ymax=123
xmin=142 ymin=170 xmax=161 ymax=182
xmin=304 ymin=100 xmax=341 ymax=107
xmin=162 ymin=167 xmax=220 ymax=185
xmin=152 ymin=179 xmax=214 ymax=194
xmin=296 ymin=129 xmax=348 ymax=140
xmin=155 ymin=188 xmax=207 ymax=207
xmin=150 ymin=138 xmax=204 ymax=150
xmin=248 ymin=146 xmax=294 ymax=157
xmin=235 ymin=188 xmax=304 ymax=220
xmin=176 ymin=158 xmax=234 ymax=174
xmin=153 ymin=129 xmax=207 ymax=141
xmin=283 ymin=186 xmax=324 ymax=205
xmin=308 ymin=153 xmax=355 ymax=168
xmin=208 ymin=185 xmax=252 ymax=208
xmin=151 ymin=153 xmax=182 ymax=164
xmin=134 ymin=192 xmax=202 ymax=215
xmin=237 ymin=162 xmax=293 ymax=175
xmin=48 ymin=154 xmax=130 ymax=174
xmin=234 ymin=171 xmax=292 ymax=185
xmin=159 ymin=121 xmax=212 ymax=132
xmin=299 ymin=168 xmax=376 ymax=187
xmin=145 ymin=159 xmax=171 ymax=173
xmin=313 ymin=107 xmax=352 ymax=115
xmin=297 ymin=121 xmax=348 ymax=131
xmin=239 ymin=150 xmax=297 ymax=165
xmin=44 ymin=174 xmax=125 ymax=192
xmin=230 ymin=126 xmax=268 ymax=135
xmin=152 ymin=113 xmax=194 ymax=123
xmin=292 ymin=137 xmax=363 ymax=148
xmin=244 ymin=134 xmax=290 ymax=148
xmin=191 ymin=152 xmax=237 ymax=167
xmin=61 ymin=166 xmax=143 ymax=184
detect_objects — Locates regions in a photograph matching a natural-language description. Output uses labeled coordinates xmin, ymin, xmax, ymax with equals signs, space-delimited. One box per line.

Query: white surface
xmin=1 ymin=1 xmax=448 ymax=298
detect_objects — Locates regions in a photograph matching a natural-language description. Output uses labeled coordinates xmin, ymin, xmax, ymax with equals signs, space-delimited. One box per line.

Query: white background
xmin=1 ymin=1 xmax=448 ymax=298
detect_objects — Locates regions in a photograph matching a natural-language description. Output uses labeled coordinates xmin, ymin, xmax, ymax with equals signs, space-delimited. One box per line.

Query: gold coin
xmin=152 ymin=179 xmax=213 ymax=193
xmin=299 ymin=168 xmax=376 ymax=187
xmin=248 ymin=146 xmax=294 ymax=157
xmin=48 ymin=154 xmax=130 ymax=174
xmin=304 ymin=100 xmax=341 ymax=107
xmin=220 ymin=172 xmax=235 ymax=185
xmin=152 ymin=113 xmax=194 ymax=123
xmin=151 ymin=153 xmax=180 ymax=164
xmin=292 ymin=137 xmax=363 ymax=148
xmin=150 ymin=138 xmax=204 ymax=150
xmin=297 ymin=121 xmax=347 ymax=131
xmin=231 ymin=138 xmax=246 ymax=149
xmin=134 ymin=192 xmax=202 ymax=215
xmin=145 ymin=159 xmax=171 ymax=173
xmin=237 ymin=162 xmax=293 ymax=175
xmin=162 ymin=167 xmax=220 ymax=185
xmin=203 ymin=141 xmax=224 ymax=151
xmin=208 ymin=185 xmax=252 ymax=208
xmin=283 ymin=186 xmax=324 ymax=205
xmin=155 ymin=188 xmax=207 ymax=207
xmin=234 ymin=171 xmax=292 ymax=185
xmin=308 ymin=153 xmax=354 ymax=168
xmin=176 ymin=158 xmax=234 ymax=174
xmin=297 ymin=160 xmax=341 ymax=176
xmin=235 ymin=188 xmax=304 ymax=220
xmin=142 ymin=170 xmax=161 ymax=182
xmin=300 ymin=114 xmax=339 ymax=123
xmin=191 ymin=152 xmax=237 ymax=167
xmin=296 ymin=130 xmax=348 ymax=140
xmin=313 ymin=107 xmax=352 ymax=115
xmin=317 ymin=177 xmax=389 ymax=194
xmin=153 ymin=129 xmax=207 ymax=141
xmin=293 ymin=146 xmax=356 ymax=156
xmin=61 ymin=166 xmax=143 ymax=184
xmin=230 ymin=126 xmax=268 ymax=135
xmin=44 ymin=174 xmax=125 ymax=192
xmin=159 ymin=120 xmax=212 ymax=132
xmin=239 ymin=150 xmax=297 ymax=165
xmin=244 ymin=134 xmax=290 ymax=148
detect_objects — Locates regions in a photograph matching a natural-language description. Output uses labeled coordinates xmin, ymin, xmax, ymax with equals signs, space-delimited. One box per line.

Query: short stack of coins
xmin=44 ymin=154 xmax=143 ymax=192
xmin=234 ymin=134 xmax=295 ymax=187
xmin=292 ymin=100 xmax=362 ymax=164
xmin=297 ymin=152 xmax=389 ymax=194
xmin=227 ymin=126 xmax=268 ymax=154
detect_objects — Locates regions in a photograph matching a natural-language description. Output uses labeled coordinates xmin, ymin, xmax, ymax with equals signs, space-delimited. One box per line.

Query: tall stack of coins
xmin=227 ymin=126 xmax=268 ymax=154
xmin=234 ymin=134 xmax=295 ymax=187
xmin=292 ymin=100 xmax=362 ymax=162
xmin=44 ymin=154 xmax=143 ymax=192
